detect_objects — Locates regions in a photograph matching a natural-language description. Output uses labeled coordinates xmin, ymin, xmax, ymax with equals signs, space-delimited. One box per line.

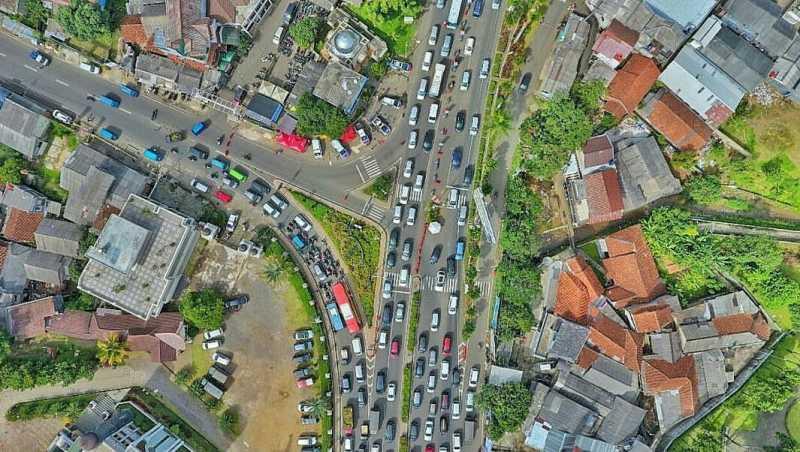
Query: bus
xmin=332 ymin=282 xmax=360 ymax=334
xmin=228 ymin=168 xmax=248 ymax=183
xmin=326 ymin=303 xmax=344 ymax=332
xmin=446 ymin=0 xmax=464 ymax=29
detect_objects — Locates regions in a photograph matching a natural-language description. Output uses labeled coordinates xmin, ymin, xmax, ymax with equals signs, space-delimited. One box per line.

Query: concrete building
xmin=78 ymin=195 xmax=199 ymax=320
xmin=0 ymin=87 xmax=50 ymax=159
xmin=35 ymin=218 xmax=84 ymax=258
xmin=312 ymin=61 xmax=368 ymax=115
xmin=324 ymin=8 xmax=388 ymax=67
xmin=539 ymin=13 xmax=591 ymax=98
xmin=614 ymin=136 xmax=682 ymax=211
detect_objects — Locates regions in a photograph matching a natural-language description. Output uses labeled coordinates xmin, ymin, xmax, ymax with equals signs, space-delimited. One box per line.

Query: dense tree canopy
xmin=476 ymin=383 xmax=532 ymax=440
xmin=56 ymin=0 xmax=109 ymax=41
xmin=289 ymin=17 xmax=323 ymax=50
xmin=179 ymin=288 xmax=225 ymax=330
xmin=295 ymin=93 xmax=349 ymax=138
xmin=685 ymin=175 xmax=722 ymax=204
xmin=0 ymin=156 xmax=25 ymax=185
xmin=0 ymin=344 xmax=97 ymax=390
xmin=739 ymin=370 xmax=800 ymax=413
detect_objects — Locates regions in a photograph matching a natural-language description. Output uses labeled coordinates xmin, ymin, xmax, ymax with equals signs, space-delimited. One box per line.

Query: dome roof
xmin=334 ymin=29 xmax=358 ymax=54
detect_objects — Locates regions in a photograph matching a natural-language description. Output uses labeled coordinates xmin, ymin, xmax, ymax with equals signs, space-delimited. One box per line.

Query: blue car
xmin=451 ymin=147 xmax=462 ymax=169
xmin=29 ymin=50 xmax=50 ymax=66
xmin=191 ymin=120 xmax=208 ymax=136
xmin=472 ymin=0 xmax=484 ymax=17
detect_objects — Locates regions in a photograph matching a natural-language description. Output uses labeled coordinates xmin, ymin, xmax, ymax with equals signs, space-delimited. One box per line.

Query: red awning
xmin=276 ymin=132 xmax=308 ymax=153
xmin=339 ymin=124 xmax=357 ymax=143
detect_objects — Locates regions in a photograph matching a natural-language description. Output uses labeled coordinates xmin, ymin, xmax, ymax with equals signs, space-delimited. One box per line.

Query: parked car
xmin=388 ymin=59 xmax=412 ymax=72
xmin=355 ymin=123 xmax=371 ymax=145
xmin=371 ymin=116 xmax=392 ymax=136
xmin=29 ymin=50 xmax=50 ymax=66
xmin=204 ymin=328 xmax=224 ymax=340
xmin=202 ymin=340 xmax=221 ymax=350
xmin=225 ymin=213 xmax=239 ymax=233
xmin=293 ymin=329 xmax=314 ymax=341
xmin=224 ymin=295 xmax=249 ymax=311
xmin=52 ymin=109 xmax=73 ymax=125
xmin=455 ymin=111 xmax=465 ymax=132
xmin=212 ymin=351 xmax=231 ymax=366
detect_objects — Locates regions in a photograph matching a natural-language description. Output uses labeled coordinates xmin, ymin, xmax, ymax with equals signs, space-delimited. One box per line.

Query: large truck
xmin=343 ymin=405 xmax=354 ymax=436
xmin=143 ymin=148 xmax=163 ymax=162
xmin=429 ymin=63 xmax=447 ymax=99
xmin=446 ymin=0 xmax=464 ymax=29
xmin=368 ymin=408 xmax=380 ymax=435
xmin=98 ymin=95 xmax=120 ymax=108
xmin=326 ymin=302 xmax=345 ymax=332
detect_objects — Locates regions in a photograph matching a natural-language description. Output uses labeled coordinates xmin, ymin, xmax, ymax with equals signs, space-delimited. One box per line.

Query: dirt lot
xmin=178 ymin=241 xmax=318 ymax=451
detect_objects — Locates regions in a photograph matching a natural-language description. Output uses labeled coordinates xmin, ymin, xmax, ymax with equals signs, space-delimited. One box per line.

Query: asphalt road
xmin=0 ymin=0 xmax=505 ymax=447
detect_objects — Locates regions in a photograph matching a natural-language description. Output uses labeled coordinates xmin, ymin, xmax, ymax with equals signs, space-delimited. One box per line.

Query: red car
xmin=425 ymin=445 xmax=434 ymax=452
xmin=442 ymin=334 xmax=452 ymax=355
xmin=390 ymin=338 xmax=400 ymax=357
xmin=296 ymin=377 xmax=314 ymax=388
xmin=214 ymin=190 xmax=233 ymax=203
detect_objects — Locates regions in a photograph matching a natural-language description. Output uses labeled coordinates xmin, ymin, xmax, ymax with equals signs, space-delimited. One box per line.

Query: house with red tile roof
xmin=578 ymin=134 xmax=615 ymax=175
xmin=3 ymin=295 xmax=62 ymax=339
xmin=639 ymin=88 xmax=714 ymax=152
xmin=592 ymin=19 xmax=639 ymax=68
xmin=641 ymin=356 xmax=698 ymax=429
xmin=587 ymin=312 xmax=643 ymax=373
xmin=46 ymin=308 xmax=185 ymax=362
xmin=568 ymin=168 xmax=625 ymax=226
xmin=625 ymin=294 xmax=680 ymax=333
xmin=600 ymin=225 xmax=666 ymax=308
xmin=604 ymin=54 xmax=660 ymax=119
xmin=2 ymin=208 xmax=44 ymax=243
xmin=554 ymin=256 xmax=604 ymax=325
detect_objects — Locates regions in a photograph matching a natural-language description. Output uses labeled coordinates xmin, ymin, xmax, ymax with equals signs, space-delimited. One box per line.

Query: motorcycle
xmin=217 ymin=135 xmax=225 ymax=145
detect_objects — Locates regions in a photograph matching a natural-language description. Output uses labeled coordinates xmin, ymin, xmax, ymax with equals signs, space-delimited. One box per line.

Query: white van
xmin=460 ymin=70 xmax=471 ymax=91
xmin=378 ymin=329 xmax=388 ymax=349
xmin=480 ymin=58 xmax=491 ymax=79
xmin=263 ymin=201 xmax=280 ymax=218
xmin=355 ymin=362 xmax=365 ymax=383
xmin=448 ymin=188 xmax=459 ymax=208
xmin=428 ymin=25 xmax=439 ymax=46
xmin=409 ymin=104 xmax=420 ymax=126
xmin=440 ymin=359 xmax=450 ymax=380
xmin=452 ymin=398 xmax=461 ymax=420
xmin=458 ymin=204 xmax=468 ymax=226
xmin=311 ymin=138 xmax=323 ymax=159
xmin=399 ymin=184 xmax=411 ymax=205
xmin=352 ymin=336 xmax=363 ymax=356
xmin=448 ymin=294 xmax=458 ymax=315
xmin=422 ymin=51 xmax=433 ymax=72
xmin=406 ymin=206 xmax=417 ymax=226
xmin=414 ymin=174 xmax=425 ymax=193
xmin=465 ymin=390 xmax=475 ymax=412
xmin=273 ymin=26 xmax=286 ymax=45
xmin=417 ymin=78 xmax=429 ymax=100
xmin=79 ymin=62 xmax=100 ymax=74
xmin=428 ymin=102 xmax=439 ymax=124
xmin=399 ymin=265 xmax=410 ymax=287
xmin=431 ymin=310 xmax=440 ymax=331
xmin=191 ymin=178 xmax=209 ymax=193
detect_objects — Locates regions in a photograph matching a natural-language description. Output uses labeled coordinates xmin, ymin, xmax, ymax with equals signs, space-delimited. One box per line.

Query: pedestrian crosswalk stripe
xmin=360 ymin=156 xmax=382 ymax=179
xmin=367 ymin=205 xmax=385 ymax=222
xmin=421 ymin=274 xmax=458 ymax=293
xmin=410 ymin=189 xmax=423 ymax=202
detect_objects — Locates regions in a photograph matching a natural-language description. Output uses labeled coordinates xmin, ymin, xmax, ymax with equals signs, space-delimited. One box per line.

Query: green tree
xmin=56 ymin=0 xmax=109 ymax=41
xmin=476 ymin=383 xmax=532 ymax=440
xmin=96 ymin=334 xmax=128 ymax=367
xmin=64 ymin=292 xmax=96 ymax=311
xmin=739 ymin=371 xmax=800 ymax=413
xmin=288 ymin=17 xmax=323 ymax=50
xmin=367 ymin=60 xmax=388 ymax=79
xmin=685 ymin=175 xmax=722 ymax=204
xmin=0 ymin=157 xmax=25 ymax=185
xmin=0 ymin=330 xmax=12 ymax=362
xmin=262 ymin=256 xmax=284 ymax=283
xmin=295 ymin=93 xmax=349 ymax=138
xmin=671 ymin=150 xmax=699 ymax=172
xmin=22 ymin=0 xmax=50 ymax=31
xmin=570 ymin=80 xmax=606 ymax=114
xmin=174 ymin=365 xmax=195 ymax=386
xmin=179 ymin=288 xmax=224 ymax=330
xmin=766 ymin=433 xmax=800 ymax=452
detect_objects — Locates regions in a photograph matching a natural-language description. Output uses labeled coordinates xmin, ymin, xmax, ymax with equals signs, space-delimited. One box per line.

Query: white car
xmin=431 ymin=309 xmax=440 ymax=331
xmin=465 ymin=37 xmax=475 ymax=56
xmin=331 ymin=139 xmax=350 ymax=159
xmin=382 ymin=280 xmax=393 ymax=299
xmin=202 ymin=340 xmax=221 ymax=350
xmin=406 ymin=206 xmax=417 ymax=226
xmin=434 ymin=270 xmax=446 ymax=292
xmin=470 ymin=114 xmax=480 ymax=136
xmin=424 ymin=419 xmax=434 ymax=441
xmin=492 ymin=0 xmax=501 ymax=9
xmin=52 ymin=109 xmax=73 ymax=125
xmin=387 ymin=382 xmax=397 ymax=401
xmin=212 ymin=351 xmax=231 ymax=366
xmin=225 ymin=213 xmax=239 ymax=233
xmin=393 ymin=204 xmax=402 ymax=224
xmin=311 ymin=138 xmax=323 ymax=159
xmin=408 ymin=130 xmax=418 ymax=149
xmin=293 ymin=214 xmax=313 ymax=232
xmin=204 ymin=328 xmax=224 ymax=340
xmin=480 ymin=58 xmax=491 ymax=79
xmin=80 ymin=62 xmax=101 ymax=74
xmin=469 ymin=366 xmax=480 ymax=388
xmin=403 ymin=159 xmax=413 ymax=178
xmin=428 ymin=25 xmax=439 ymax=46
xmin=408 ymin=104 xmax=420 ymax=126
xmin=422 ymin=50 xmax=433 ymax=72
xmin=448 ymin=294 xmax=458 ymax=315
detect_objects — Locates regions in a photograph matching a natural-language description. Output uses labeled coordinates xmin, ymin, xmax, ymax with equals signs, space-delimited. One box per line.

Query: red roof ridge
xmin=585 ymin=169 xmax=624 ymax=225
xmin=642 ymin=356 xmax=698 ymax=417
xmin=605 ymin=54 xmax=660 ymax=119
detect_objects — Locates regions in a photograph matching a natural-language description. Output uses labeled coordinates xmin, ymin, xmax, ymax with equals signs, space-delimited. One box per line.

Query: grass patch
xmin=406 ymin=291 xmax=421 ymax=353
xmin=347 ymin=6 xmax=417 ymax=57
xmin=363 ymin=172 xmax=395 ymax=202
xmin=126 ymin=387 xmax=219 ymax=452
xmin=6 ymin=393 xmax=98 ymax=422
xmin=401 ymin=364 xmax=412 ymax=422
xmin=30 ymin=164 xmax=68 ymax=203
xmin=69 ymin=31 xmax=119 ymax=61
xmin=787 ymin=400 xmax=800 ymax=442
xmin=291 ymin=191 xmax=380 ymax=325
xmin=578 ymin=241 xmax=601 ymax=263
xmin=189 ymin=335 xmax=214 ymax=380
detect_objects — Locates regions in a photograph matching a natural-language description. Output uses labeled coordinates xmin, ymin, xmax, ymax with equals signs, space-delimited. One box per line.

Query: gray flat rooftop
xmin=86 ymin=215 xmax=149 ymax=274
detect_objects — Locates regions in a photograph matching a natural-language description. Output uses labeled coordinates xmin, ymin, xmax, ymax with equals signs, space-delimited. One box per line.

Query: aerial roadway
xmin=0 ymin=0 xmax=506 ymax=447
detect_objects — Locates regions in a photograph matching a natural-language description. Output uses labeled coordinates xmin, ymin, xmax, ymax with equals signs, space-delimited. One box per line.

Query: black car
xmin=418 ymin=333 xmax=428 ymax=353
xmin=455 ymin=111 xmax=465 ymax=132
xmin=440 ymin=415 xmax=449 ymax=433
xmin=358 ymin=387 xmax=367 ymax=407
xmin=224 ymin=295 xmax=249 ymax=311
xmin=415 ymin=358 xmax=425 ymax=377
xmin=190 ymin=146 xmax=208 ymax=160
xmin=293 ymin=367 xmax=312 ymax=378
xmin=250 ymin=179 xmax=271 ymax=194
xmin=447 ymin=256 xmax=457 ymax=277
xmin=376 ymin=370 xmax=386 ymax=392
xmin=463 ymin=165 xmax=474 ymax=185
xmin=389 ymin=228 xmax=400 ymax=251
xmin=452 ymin=366 xmax=462 ymax=385
xmin=519 ymin=72 xmax=532 ymax=92
xmin=381 ymin=304 xmax=393 ymax=326
xmin=385 ymin=419 xmax=396 ymax=441
xmin=410 ymin=420 xmax=419 ymax=441
xmin=293 ymin=352 xmax=312 ymax=365
xmin=429 ymin=245 xmax=442 ymax=264
xmin=423 ymin=129 xmax=434 ymax=152
xmin=386 ymin=251 xmax=397 ymax=268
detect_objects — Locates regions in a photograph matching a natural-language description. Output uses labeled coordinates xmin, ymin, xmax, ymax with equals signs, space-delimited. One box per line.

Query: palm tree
xmin=309 ymin=396 xmax=330 ymax=418
xmin=97 ymin=334 xmax=128 ymax=367
xmin=262 ymin=257 xmax=284 ymax=283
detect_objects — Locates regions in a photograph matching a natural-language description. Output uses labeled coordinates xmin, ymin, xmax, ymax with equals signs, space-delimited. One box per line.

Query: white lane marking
xmin=119 ymin=108 xmax=132 ymax=114
xmin=0 ymin=52 xmax=7 ymax=57
xmin=355 ymin=163 xmax=366 ymax=183
xmin=23 ymin=64 xmax=38 ymax=72
xmin=56 ymin=79 xmax=69 ymax=87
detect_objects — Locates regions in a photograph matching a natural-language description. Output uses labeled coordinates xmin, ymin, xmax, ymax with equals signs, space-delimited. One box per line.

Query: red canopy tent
xmin=276 ymin=132 xmax=309 ymax=153
xmin=339 ymin=124 xmax=357 ymax=143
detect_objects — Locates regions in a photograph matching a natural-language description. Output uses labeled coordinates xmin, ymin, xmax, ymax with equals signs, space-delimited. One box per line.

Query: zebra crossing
xmin=358 ymin=156 xmax=383 ymax=181
xmin=474 ymin=279 xmax=492 ymax=297
xmin=409 ymin=187 xmax=423 ymax=202
xmin=383 ymin=271 xmax=412 ymax=292
xmin=421 ymin=274 xmax=459 ymax=293
xmin=361 ymin=198 xmax=385 ymax=222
